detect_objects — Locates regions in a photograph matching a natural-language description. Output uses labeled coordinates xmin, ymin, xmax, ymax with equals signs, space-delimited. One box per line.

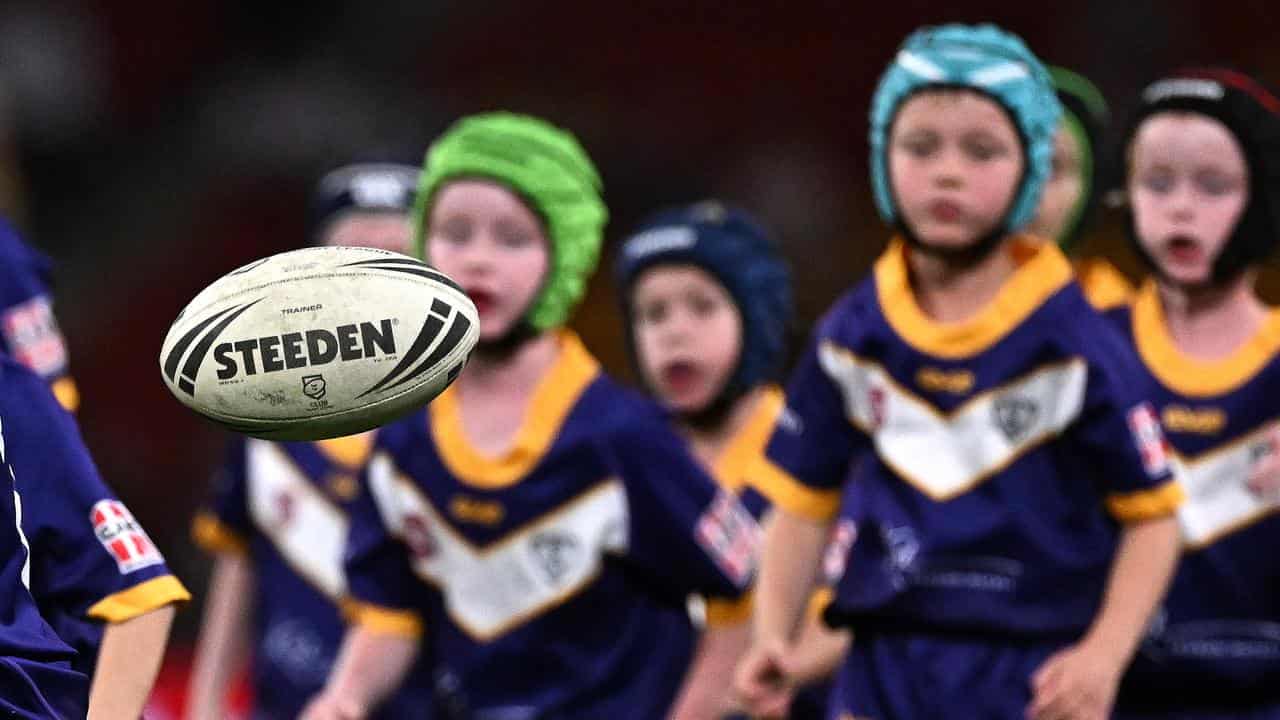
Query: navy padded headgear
xmin=615 ymin=201 xmax=793 ymax=406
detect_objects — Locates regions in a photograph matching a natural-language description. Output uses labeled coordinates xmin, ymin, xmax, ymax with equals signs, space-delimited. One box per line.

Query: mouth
xmin=927 ymin=199 xmax=965 ymax=224
xmin=1163 ymin=235 xmax=1205 ymax=265
xmin=659 ymin=360 xmax=704 ymax=396
xmin=465 ymin=287 xmax=496 ymax=316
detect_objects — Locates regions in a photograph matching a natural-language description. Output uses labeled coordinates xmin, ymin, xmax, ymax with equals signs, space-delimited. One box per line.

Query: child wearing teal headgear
xmin=305 ymin=113 xmax=762 ymax=720
xmin=737 ymin=24 xmax=1181 ymax=720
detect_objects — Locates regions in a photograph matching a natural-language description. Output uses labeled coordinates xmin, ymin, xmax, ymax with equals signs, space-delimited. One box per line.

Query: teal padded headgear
xmin=412 ymin=112 xmax=608 ymax=331
xmin=869 ymin=24 xmax=1062 ymax=234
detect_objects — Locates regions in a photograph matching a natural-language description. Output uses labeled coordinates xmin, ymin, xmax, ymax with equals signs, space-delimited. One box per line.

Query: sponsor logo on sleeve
xmin=91 ymin=500 xmax=164 ymax=574
xmin=1128 ymin=402 xmax=1172 ymax=477
xmin=694 ymin=491 xmax=760 ymax=586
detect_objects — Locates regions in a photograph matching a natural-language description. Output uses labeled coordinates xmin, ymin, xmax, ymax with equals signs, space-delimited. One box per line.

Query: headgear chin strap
xmin=1123 ymin=68 xmax=1280 ymax=287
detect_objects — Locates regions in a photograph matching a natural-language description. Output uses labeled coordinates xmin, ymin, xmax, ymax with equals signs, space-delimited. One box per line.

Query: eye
xmin=962 ymin=135 xmax=1008 ymax=162
xmin=494 ymin=222 xmax=536 ymax=249
xmin=433 ymin=217 xmax=471 ymax=245
xmin=1140 ymin=171 xmax=1175 ymax=194
xmin=897 ymin=132 xmax=939 ymax=158
xmin=1195 ymin=171 xmax=1242 ymax=197
xmin=637 ymin=300 xmax=667 ymax=325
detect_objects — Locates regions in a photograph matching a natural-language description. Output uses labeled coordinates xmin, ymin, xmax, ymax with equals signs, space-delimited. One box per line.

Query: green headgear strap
xmin=411 ymin=112 xmax=608 ymax=330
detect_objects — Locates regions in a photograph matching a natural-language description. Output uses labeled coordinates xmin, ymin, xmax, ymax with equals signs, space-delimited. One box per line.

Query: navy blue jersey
xmin=758 ymin=238 xmax=1182 ymax=640
xmin=193 ymin=433 xmax=433 ymax=719
xmin=5 ymin=365 xmax=188 ymax=682
xmin=345 ymin=331 xmax=757 ymax=720
xmin=1113 ymin=281 xmax=1280 ymax=711
xmin=0 ymin=357 xmax=108 ymax=718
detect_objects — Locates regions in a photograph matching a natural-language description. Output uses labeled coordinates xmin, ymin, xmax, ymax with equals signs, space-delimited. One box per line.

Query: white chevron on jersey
xmin=1174 ymin=424 xmax=1280 ymax=549
xmin=246 ymin=439 xmax=348 ymax=599
xmin=818 ymin=342 xmax=1088 ymax=500
xmin=367 ymin=452 xmax=629 ymax=641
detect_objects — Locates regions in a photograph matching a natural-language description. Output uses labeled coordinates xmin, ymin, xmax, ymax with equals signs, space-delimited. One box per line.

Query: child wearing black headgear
xmin=616 ymin=201 xmax=849 ymax=718
xmin=1109 ymin=67 xmax=1280 ymax=719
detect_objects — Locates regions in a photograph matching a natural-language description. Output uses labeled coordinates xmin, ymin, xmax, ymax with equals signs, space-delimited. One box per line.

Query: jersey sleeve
xmin=4 ymin=366 xmax=189 ymax=627
xmin=342 ymin=447 xmax=428 ymax=640
xmin=190 ymin=436 xmax=253 ymax=555
xmin=756 ymin=323 xmax=870 ymax=521
xmin=611 ymin=417 xmax=759 ymax=604
xmin=1073 ymin=331 xmax=1184 ymax=524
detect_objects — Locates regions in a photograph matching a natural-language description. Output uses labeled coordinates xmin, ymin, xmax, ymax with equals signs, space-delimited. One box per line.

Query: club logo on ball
xmin=302 ymin=374 xmax=327 ymax=400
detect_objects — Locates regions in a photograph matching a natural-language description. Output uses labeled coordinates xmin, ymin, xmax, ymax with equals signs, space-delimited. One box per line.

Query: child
xmin=0 ymin=217 xmax=190 ymax=717
xmin=735 ymin=24 xmax=1183 ymax=720
xmin=187 ymin=161 xmax=431 ymax=720
xmin=1108 ymin=67 xmax=1280 ymax=718
xmin=303 ymin=113 xmax=759 ymax=720
xmin=615 ymin=201 xmax=848 ymax=718
xmin=1028 ymin=66 xmax=1135 ymax=311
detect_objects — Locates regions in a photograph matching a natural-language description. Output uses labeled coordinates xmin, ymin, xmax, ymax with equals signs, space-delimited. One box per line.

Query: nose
xmin=1166 ymin=182 xmax=1195 ymax=224
xmin=932 ymin=146 xmax=964 ymax=190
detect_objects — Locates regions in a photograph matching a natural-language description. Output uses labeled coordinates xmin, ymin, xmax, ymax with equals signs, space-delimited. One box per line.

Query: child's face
xmin=889 ymin=91 xmax=1026 ymax=249
xmin=630 ymin=264 xmax=742 ymax=414
xmin=426 ymin=180 xmax=550 ymax=341
xmin=1028 ymin=125 xmax=1085 ymax=243
xmin=321 ymin=212 xmax=412 ymax=253
xmin=1129 ymin=113 xmax=1249 ymax=286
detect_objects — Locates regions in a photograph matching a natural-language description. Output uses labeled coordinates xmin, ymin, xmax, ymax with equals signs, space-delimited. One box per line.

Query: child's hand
xmin=733 ymin=640 xmax=794 ymax=719
xmin=1247 ymin=426 xmax=1280 ymax=500
xmin=1027 ymin=642 xmax=1123 ymax=720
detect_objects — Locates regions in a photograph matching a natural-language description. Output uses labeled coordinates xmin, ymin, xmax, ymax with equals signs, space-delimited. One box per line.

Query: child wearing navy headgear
xmin=736 ymin=24 xmax=1184 ymax=720
xmin=616 ymin=201 xmax=849 ymax=718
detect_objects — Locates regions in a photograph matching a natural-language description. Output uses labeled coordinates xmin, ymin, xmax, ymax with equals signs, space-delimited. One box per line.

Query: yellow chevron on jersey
xmin=366 ymin=453 xmax=628 ymax=641
xmin=1133 ymin=280 xmax=1280 ymax=397
xmin=875 ymin=236 xmax=1073 ymax=359
xmin=818 ymin=342 xmax=1088 ymax=501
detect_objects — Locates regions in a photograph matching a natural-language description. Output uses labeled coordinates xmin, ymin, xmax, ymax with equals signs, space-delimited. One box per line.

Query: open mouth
xmin=465 ymin=288 xmax=496 ymax=315
xmin=659 ymin=360 xmax=703 ymax=395
xmin=1164 ymin=235 xmax=1204 ymax=264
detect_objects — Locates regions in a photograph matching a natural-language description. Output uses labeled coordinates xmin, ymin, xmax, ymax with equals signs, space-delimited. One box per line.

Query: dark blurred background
xmin=2 ymin=0 xmax=1278 ymax=677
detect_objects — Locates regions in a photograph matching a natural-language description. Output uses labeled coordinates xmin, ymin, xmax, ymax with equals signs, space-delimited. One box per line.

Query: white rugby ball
xmin=160 ymin=246 xmax=478 ymax=441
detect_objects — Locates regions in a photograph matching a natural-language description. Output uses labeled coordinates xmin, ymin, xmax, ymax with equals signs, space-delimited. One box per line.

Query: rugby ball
xmin=159 ymin=246 xmax=478 ymax=441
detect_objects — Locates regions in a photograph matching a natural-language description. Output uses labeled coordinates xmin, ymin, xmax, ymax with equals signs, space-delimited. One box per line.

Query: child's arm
xmin=785 ymin=590 xmax=852 ymax=685
xmin=1029 ymin=514 xmax=1180 ymax=720
xmin=302 ymin=624 xmax=420 ymax=720
xmin=735 ymin=509 xmax=830 ymax=718
xmin=185 ymin=553 xmax=252 ymax=720
xmin=90 ymin=604 xmax=175 ymax=720
xmin=667 ymin=619 xmax=750 ymax=720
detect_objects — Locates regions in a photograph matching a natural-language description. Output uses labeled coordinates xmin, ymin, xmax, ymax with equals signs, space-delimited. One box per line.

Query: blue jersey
xmin=0 ymin=219 xmax=188 ymax=683
xmin=193 ymin=434 xmax=434 ymax=719
xmin=1113 ymin=281 xmax=1280 ymax=711
xmin=757 ymin=238 xmax=1182 ymax=640
xmin=0 ymin=357 xmax=108 ymax=718
xmin=0 ymin=218 xmax=75 ymax=411
xmin=345 ymin=331 xmax=757 ymax=720
xmin=7 ymin=368 xmax=188 ymax=684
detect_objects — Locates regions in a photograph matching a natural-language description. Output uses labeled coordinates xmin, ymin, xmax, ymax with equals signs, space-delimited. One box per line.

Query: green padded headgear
xmin=411 ymin=112 xmax=608 ymax=330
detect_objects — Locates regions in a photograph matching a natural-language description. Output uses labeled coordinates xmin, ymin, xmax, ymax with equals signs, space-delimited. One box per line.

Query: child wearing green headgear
xmin=302 ymin=113 xmax=761 ymax=720
xmin=736 ymin=24 xmax=1181 ymax=720
xmin=1028 ymin=66 xmax=1136 ymax=311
